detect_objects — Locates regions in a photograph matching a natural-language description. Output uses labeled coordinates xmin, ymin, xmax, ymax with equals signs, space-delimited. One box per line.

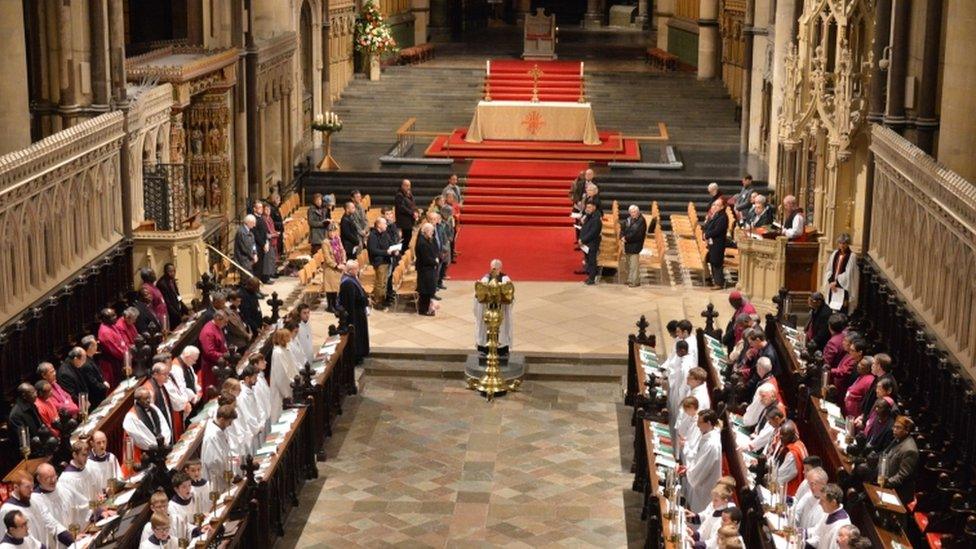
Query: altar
xmin=465 ymin=100 xmax=601 ymax=145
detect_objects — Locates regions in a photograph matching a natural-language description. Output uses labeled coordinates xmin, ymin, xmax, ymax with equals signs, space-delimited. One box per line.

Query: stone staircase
xmin=330 ymin=65 xmax=741 ymax=152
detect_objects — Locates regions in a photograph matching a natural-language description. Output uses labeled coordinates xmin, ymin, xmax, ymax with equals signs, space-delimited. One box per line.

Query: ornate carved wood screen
xmin=143 ymin=163 xmax=190 ymax=231
xmin=869 ymin=125 xmax=976 ymax=372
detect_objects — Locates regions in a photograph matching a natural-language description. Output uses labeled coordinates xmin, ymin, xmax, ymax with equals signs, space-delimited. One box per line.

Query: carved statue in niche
xmin=171 ymin=123 xmax=185 ymax=164
xmin=208 ymin=127 xmax=224 ymax=155
xmin=191 ymin=128 xmax=204 ymax=156
xmin=209 ymin=174 xmax=222 ymax=210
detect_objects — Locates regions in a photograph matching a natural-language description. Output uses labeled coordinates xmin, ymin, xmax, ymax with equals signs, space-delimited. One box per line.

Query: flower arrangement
xmin=312 ymin=111 xmax=343 ymax=133
xmin=354 ymin=0 xmax=398 ymax=55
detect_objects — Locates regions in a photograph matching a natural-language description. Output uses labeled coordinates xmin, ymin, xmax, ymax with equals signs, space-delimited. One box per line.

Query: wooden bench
xmin=646 ymin=47 xmax=678 ymax=71
xmin=669 ymin=202 xmax=698 ymax=239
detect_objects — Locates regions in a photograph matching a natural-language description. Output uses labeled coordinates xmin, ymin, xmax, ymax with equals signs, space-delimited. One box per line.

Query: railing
xmin=143 ymin=163 xmax=190 ymax=231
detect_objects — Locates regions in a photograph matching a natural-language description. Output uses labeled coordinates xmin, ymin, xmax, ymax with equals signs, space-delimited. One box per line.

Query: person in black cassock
xmin=578 ymin=202 xmax=602 ymax=285
xmin=238 ymin=276 xmax=263 ymax=335
xmin=702 ymin=198 xmax=729 ymax=289
xmin=133 ymin=287 xmax=163 ymax=335
xmin=336 ymin=260 xmax=370 ymax=363
xmin=8 ymin=383 xmax=44 ymax=455
xmin=415 ymin=223 xmax=440 ymax=316
xmin=805 ymin=292 xmax=833 ymax=351
xmin=157 ymin=263 xmax=189 ymax=328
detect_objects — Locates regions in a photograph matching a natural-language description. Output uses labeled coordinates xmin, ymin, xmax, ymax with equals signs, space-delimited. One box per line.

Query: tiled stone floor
xmin=338 ymin=281 xmax=734 ymax=357
xmin=277 ymin=376 xmax=644 ymax=548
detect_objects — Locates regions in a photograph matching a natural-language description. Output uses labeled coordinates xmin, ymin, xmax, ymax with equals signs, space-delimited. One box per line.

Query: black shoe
xmin=420 ymin=311 xmax=435 ymax=316
xmin=432 ymin=294 xmax=442 ymax=300
xmin=437 ymin=284 xmax=447 ymax=290
xmin=573 ymin=269 xmax=587 ymax=275
xmin=584 ymin=279 xmax=596 ymax=285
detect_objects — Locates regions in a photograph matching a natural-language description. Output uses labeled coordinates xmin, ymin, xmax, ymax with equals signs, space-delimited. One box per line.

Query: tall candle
xmin=18 ymin=426 xmax=29 ymax=450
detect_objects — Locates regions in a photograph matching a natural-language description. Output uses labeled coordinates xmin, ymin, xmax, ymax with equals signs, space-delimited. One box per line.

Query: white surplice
xmin=270 ymin=346 xmax=300 ymax=423
xmin=87 ymin=451 xmax=123 ymax=492
xmin=298 ymin=320 xmax=315 ymax=364
xmin=122 ymin=404 xmax=172 ymax=451
xmin=201 ymin=420 xmax=232 ymax=482
xmin=0 ymin=496 xmax=64 ymax=548
xmin=474 ymin=274 xmax=513 ymax=348
xmin=684 ymin=429 xmax=722 ymax=514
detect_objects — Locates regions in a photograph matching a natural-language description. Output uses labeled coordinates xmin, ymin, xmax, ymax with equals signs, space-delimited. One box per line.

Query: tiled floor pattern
xmin=327 ymin=280 xmax=736 ymax=357
xmin=277 ymin=376 xmax=643 ymax=548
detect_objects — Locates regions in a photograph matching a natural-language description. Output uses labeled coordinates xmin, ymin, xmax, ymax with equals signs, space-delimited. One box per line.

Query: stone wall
xmin=0 ymin=112 xmax=126 ymax=326
xmin=868 ymin=124 xmax=976 ymax=372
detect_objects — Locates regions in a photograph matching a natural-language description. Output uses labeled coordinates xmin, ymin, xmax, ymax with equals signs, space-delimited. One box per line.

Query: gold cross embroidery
xmin=521 ymin=111 xmax=545 ymax=136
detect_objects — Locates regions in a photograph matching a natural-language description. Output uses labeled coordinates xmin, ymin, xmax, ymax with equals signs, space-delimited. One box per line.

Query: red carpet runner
xmin=449 ymin=227 xmax=582 ymax=281
xmin=484 ymin=60 xmax=585 ymax=102
xmin=450 ymin=159 xmax=586 ymax=280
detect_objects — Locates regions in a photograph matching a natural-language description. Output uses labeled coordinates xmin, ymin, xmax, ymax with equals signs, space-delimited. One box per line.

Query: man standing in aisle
xmin=579 ymin=202 xmax=602 ymax=285
xmin=620 ymin=205 xmax=646 ymax=287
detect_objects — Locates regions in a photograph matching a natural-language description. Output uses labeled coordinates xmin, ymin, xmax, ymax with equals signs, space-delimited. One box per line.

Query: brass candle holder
xmin=469 ymin=277 xmax=518 ymax=401
xmin=208 ymin=489 xmax=220 ymax=516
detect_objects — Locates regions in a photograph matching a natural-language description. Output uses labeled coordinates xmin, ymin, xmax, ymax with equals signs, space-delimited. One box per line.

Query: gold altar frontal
xmin=464 ymin=100 xmax=601 ymax=145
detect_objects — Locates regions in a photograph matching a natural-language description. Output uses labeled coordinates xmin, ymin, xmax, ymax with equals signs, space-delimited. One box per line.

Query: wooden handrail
xmin=395 ymin=117 xmax=417 ymax=136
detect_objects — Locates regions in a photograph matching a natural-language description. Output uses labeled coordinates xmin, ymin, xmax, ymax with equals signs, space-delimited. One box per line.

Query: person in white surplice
xmin=681 ymin=409 xmax=722 ymax=514
xmin=474 ymin=260 xmax=513 ymax=355
xmin=823 ymin=233 xmax=857 ymax=312
xmin=270 ymin=329 xmax=301 ymax=423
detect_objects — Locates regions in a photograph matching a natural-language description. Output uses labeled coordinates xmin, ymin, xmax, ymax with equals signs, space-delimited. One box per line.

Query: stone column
xmin=584 ymin=0 xmax=602 ymax=28
xmin=697 ymin=0 xmax=720 ymax=79
xmin=108 ymin=0 xmax=127 ymax=103
xmin=89 ymin=0 xmax=111 ymax=107
xmin=636 ymin=0 xmax=649 ymax=29
xmin=937 ymin=0 xmax=976 ymax=182
xmin=766 ymin=0 xmax=797 ymax=189
xmin=915 ymin=0 xmax=943 ymax=154
xmin=322 ymin=12 xmax=331 ymax=110
xmin=739 ymin=0 xmax=755 ymax=152
xmin=884 ymin=0 xmax=910 ymax=131
xmin=412 ymin=0 xmax=429 ymax=44
xmin=0 ymin=0 xmax=32 ymax=155
xmin=58 ymin=0 xmax=78 ymax=127
xmin=656 ymin=0 xmax=674 ymax=50
xmin=867 ymin=0 xmax=891 ymax=123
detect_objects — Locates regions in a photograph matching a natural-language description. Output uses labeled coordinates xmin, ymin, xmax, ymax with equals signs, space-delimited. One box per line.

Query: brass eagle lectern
xmin=469 ymin=277 xmax=518 ymax=401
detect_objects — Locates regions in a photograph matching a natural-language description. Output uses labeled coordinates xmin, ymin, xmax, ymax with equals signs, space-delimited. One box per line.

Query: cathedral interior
xmin=0 ymin=0 xmax=974 ymax=547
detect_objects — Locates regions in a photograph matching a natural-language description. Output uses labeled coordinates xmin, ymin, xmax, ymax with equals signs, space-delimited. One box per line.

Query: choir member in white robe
xmin=57 ymin=441 xmax=101 ymax=503
xmin=123 ymin=388 xmax=172 ymax=454
xmin=32 ymin=464 xmax=89 ymax=548
xmin=88 ymin=430 xmax=123 ymax=491
xmin=0 ymin=510 xmax=44 ymax=549
xmin=667 ymin=341 xmax=696 ymax=420
xmin=140 ymin=492 xmax=171 ymax=544
xmin=474 ymin=261 xmax=514 ymax=352
xmin=686 ymin=486 xmax=734 ymax=544
xmin=794 ymin=468 xmax=828 ymax=530
xmin=170 ymin=347 xmax=202 ymax=407
xmin=140 ymin=513 xmax=176 ymax=548
xmin=166 ymin=473 xmax=199 ymax=541
xmin=247 ymin=353 xmax=272 ymax=431
xmin=792 ymin=455 xmax=823 ymax=505
xmin=201 ymin=405 xmax=237 ymax=484
xmin=182 ymin=460 xmax=210 ymax=516
xmin=823 ymin=233 xmax=857 ymax=312
xmin=237 ymin=366 xmax=266 ymax=450
xmin=675 ymin=396 xmax=702 ymax=461
xmin=295 ymin=304 xmax=315 ymax=364
xmin=675 ymin=320 xmax=698 ymax=363
xmin=807 ymin=485 xmax=851 ymax=548
xmin=286 ymin=323 xmax=308 ymax=370
xmin=270 ymin=330 xmax=300 ymax=423
xmin=683 ymin=410 xmax=722 ymax=514
xmin=0 ymin=474 xmax=73 ymax=548
xmin=212 ymin=385 xmax=250 ymax=457
xmin=684 ymin=367 xmax=711 ymax=412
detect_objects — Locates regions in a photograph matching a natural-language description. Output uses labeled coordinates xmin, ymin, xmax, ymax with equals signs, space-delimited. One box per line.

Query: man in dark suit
xmin=620 ymin=205 xmax=647 ymax=287
xmin=858 ymin=353 xmax=894 ymax=424
xmin=579 ymin=202 xmax=602 ymax=285
xmin=307 ymin=192 xmax=331 ymax=255
xmin=394 ymin=179 xmax=418 ymax=249
xmin=233 ymin=215 xmax=258 ymax=276
xmin=80 ymin=335 xmax=109 ymax=407
xmin=8 ymin=383 xmax=45 ymax=455
xmin=340 ymin=201 xmax=361 ymax=260
xmin=57 ymin=347 xmax=92 ymax=402
xmin=702 ymin=199 xmax=729 ymax=289
xmin=238 ymin=277 xmax=263 ymax=334
xmin=805 ymin=293 xmax=833 ymax=351
xmin=879 ymin=416 xmax=919 ymax=504
xmin=251 ymin=202 xmax=271 ymax=283
xmin=337 ymin=260 xmax=370 ymax=362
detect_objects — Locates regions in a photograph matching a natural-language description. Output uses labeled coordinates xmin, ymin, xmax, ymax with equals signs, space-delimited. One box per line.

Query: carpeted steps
xmin=462 ymin=159 xmax=585 ymax=227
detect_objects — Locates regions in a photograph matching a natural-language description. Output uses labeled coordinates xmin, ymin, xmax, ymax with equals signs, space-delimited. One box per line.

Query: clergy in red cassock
xmin=140 ymin=267 xmax=170 ymax=331
xmin=97 ymin=308 xmax=128 ymax=388
xmin=198 ymin=311 xmax=229 ymax=394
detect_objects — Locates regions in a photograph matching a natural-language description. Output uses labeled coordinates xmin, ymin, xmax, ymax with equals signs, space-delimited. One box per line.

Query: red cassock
xmin=785 ymin=441 xmax=809 ymax=496
xmin=115 ymin=317 xmax=137 ymax=345
xmin=97 ymin=322 xmax=128 ymax=388
xmin=144 ymin=282 xmax=169 ymax=328
xmin=198 ymin=320 xmax=228 ymax=393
